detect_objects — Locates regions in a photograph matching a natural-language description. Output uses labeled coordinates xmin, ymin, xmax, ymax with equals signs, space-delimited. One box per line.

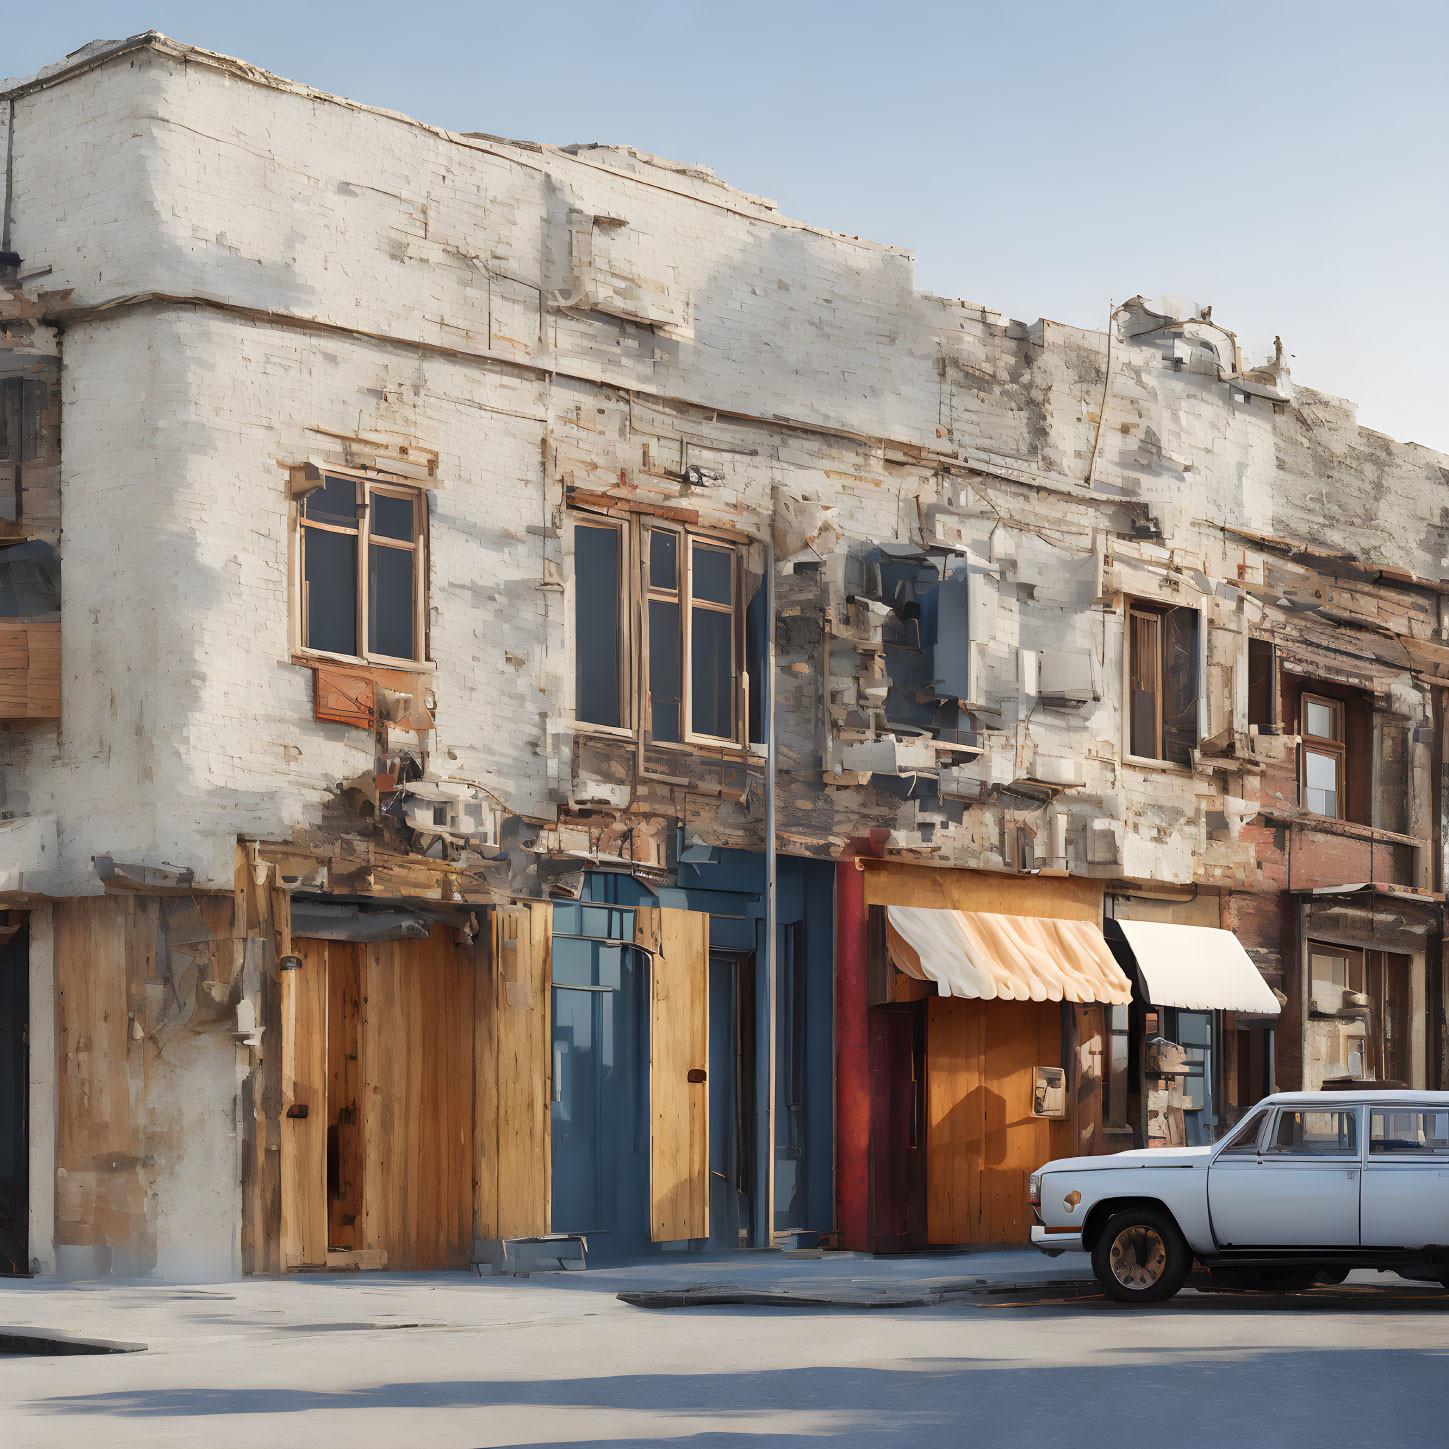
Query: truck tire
xmin=1092 ymin=1207 xmax=1193 ymax=1304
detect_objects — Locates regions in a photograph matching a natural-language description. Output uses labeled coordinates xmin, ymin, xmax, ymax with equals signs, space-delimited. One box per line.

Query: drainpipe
xmin=834 ymin=839 xmax=872 ymax=1250
xmin=761 ymin=529 xmax=777 ymax=1248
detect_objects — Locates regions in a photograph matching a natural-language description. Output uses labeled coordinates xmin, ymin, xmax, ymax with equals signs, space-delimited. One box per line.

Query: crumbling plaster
xmin=0 ymin=35 xmax=1445 ymax=903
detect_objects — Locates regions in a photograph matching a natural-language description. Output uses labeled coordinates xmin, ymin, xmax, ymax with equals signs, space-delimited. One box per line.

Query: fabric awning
xmin=886 ymin=905 xmax=1133 ymax=1005
xmin=1111 ymin=919 xmax=1280 ymax=1016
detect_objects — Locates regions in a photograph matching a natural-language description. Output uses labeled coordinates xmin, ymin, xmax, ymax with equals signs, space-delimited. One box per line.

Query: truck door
xmin=1208 ymin=1106 xmax=1361 ymax=1247
xmin=1360 ymin=1107 xmax=1449 ymax=1248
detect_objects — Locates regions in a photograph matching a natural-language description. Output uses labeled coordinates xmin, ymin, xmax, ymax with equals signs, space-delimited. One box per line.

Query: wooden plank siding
xmin=642 ymin=906 xmax=710 ymax=1243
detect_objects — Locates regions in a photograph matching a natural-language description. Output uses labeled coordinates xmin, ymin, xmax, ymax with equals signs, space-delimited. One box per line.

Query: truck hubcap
xmin=1108 ymin=1225 xmax=1167 ymax=1289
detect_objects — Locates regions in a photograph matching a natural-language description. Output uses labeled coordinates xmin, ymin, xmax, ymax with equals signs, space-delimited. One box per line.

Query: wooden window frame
xmin=1123 ymin=598 xmax=1199 ymax=768
xmin=683 ymin=534 xmax=743 ymax=748
xmin=1299 ymin=691 xmax=1346 ymax=820
xmin=294 ymin=468 xmax=430 ymax=669
xmin=571 ymin=511 xmax=750 ymax=750
xmin=644 ymin=521 xmax=685 ymax=745
xmin=572 ymin=516 xmax=634 ymax=737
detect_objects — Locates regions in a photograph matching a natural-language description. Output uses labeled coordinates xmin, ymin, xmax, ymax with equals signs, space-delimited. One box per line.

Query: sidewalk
xmin=0 ymin=1246 xmax=1093 ymax=1351
xmin=556 ymin=1246 xmax=1095 ymax=1308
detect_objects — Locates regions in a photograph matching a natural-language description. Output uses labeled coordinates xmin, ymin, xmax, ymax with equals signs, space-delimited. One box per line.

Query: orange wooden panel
xmin=314 ymin=666 xmax=376 ymax=727
xmin=862 ymin=863 xmax=1103 ymax=923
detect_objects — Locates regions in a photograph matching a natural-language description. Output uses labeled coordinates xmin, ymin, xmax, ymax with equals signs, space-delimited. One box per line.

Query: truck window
xmin=1266 ymin=1109 xmax=1357 ymax=1157
xmin=1370 ymin=1110 xmax=1449 ymax=1155
xmin=1218 ymin=1109 xmax=1267 ymax=1155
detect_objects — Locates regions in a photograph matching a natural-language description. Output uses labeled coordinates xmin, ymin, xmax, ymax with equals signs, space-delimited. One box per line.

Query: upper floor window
xmin=299 ymin=473 xmax=427 ymax=665
xmin=1299 ymin=692 xmax=1344 ymax=818
xmin=1126 ymin=600 xmax=1199 ymax=765
xmin=573 ymin=514 xmax=749 ymax=747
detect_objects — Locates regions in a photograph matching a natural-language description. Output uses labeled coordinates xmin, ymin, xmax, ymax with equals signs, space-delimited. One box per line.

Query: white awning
xmin=886 ymin=905 xmax=1133 ymax=1005
xmin=1113 ymin=919 xmax=1280 ymax=1016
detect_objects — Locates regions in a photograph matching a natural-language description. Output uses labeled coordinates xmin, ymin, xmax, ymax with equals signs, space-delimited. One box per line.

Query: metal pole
xmin=763 ymin=530 xmax=778 ymax=1248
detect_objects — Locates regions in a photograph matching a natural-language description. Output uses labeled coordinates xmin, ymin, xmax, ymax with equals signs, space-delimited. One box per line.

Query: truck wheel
xmin=1092 ymin=1207 xmax=1192 ymax=1304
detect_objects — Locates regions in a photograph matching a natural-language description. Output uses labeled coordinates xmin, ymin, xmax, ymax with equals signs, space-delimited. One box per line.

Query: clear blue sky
xmin=10 ymin=2 xmax=1449 ymax=451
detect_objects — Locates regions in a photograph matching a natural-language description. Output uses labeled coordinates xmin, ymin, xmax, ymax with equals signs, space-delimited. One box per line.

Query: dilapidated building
xmin=0 ymin=33 xmax=1445 ymax=1277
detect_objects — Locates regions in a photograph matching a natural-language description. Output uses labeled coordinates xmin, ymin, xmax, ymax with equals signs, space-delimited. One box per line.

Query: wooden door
xmin=925 ymin=998 xmax=1077 ymax=1245
xmin=640 ymin=907 xmax=710 ymax=1243
xmin=360 ymin=928 xmax=476 ymax=1270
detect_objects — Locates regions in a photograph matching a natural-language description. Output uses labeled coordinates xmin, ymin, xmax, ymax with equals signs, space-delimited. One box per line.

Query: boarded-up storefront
xmin=278 ymin=902 xmax=553 ymax=1272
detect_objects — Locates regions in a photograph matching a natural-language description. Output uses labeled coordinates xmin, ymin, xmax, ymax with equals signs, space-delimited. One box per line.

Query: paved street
xmin=2 ymin=1256 xmax=1447 ymax=1448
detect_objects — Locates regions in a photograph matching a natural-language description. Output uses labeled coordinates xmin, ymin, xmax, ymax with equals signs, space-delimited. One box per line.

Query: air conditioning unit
xmin=1037 ymin=648 xmax=1100 ymax=709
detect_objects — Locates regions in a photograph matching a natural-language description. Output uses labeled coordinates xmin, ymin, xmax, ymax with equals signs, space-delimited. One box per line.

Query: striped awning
xmin=886 ymin=904 xmax=1133 ymax=1005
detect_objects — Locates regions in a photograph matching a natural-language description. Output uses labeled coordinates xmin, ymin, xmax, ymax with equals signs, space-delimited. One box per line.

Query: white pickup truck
xmin=1030 ymin=1090 xmax=1449 ymax=1302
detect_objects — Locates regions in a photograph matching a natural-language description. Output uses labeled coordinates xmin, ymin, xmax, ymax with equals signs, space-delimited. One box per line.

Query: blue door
xmin=708 ymin=954 xmax=753 ymax=1249
xmin=550 ymin=930 xmax=650 ymax=1261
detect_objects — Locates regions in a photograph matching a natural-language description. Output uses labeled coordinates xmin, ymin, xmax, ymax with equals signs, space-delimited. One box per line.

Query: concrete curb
xmin=0 ymin=1326 xmax=147 ymax=1355
xmin=618 ymin=1277 xmax=1099 ymax=1310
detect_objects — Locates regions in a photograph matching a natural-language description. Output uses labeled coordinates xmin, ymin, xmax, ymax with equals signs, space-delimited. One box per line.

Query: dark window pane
xmin=575 ymin=525 xmax=622 ymax=727
xmin=368 ymin=543 xmax=415 ymax=658
xmin=649 ymin=598 xmax=682 ymax=741
xmin=693 ymin=544 xmax=733 ymax=605
xmin=370 ymin=492 xmax=415 ymax=542
xmin=304 ymin=476 xmax=360 ymax=526
xmin=691 ymin=605 xmax=734 ymax=738
xmin=304 ymin=527 xmax=357 ymax=656
xmin=1162 ymin=606 xmax=1200 ymax=766
xmin=649 ymin=529 xmax=677 ymax=591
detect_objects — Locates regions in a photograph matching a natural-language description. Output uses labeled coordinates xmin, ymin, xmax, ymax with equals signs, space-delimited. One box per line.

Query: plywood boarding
xmin=279 ymin=936 xmax=328 ymax=1269
xmin=360 ymin=928 xmax=476 ymax=1270
xmin=476 ymin=902 xmax=552 ymax=1242
xmin=55 ymin=896 xmax=146 ymax=1267
xmin=926 ymin=998 xmax=1081 ymax=1245
xmin=56 ymin=890 xmax=243 ymax=1275
xmin=0 ymin=619 xmax=59 ymax=723
xmin=645 ymin=906 xmax=710 ymax=1243
xmin=863 ymin=863 xmax=1103 ymax=923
